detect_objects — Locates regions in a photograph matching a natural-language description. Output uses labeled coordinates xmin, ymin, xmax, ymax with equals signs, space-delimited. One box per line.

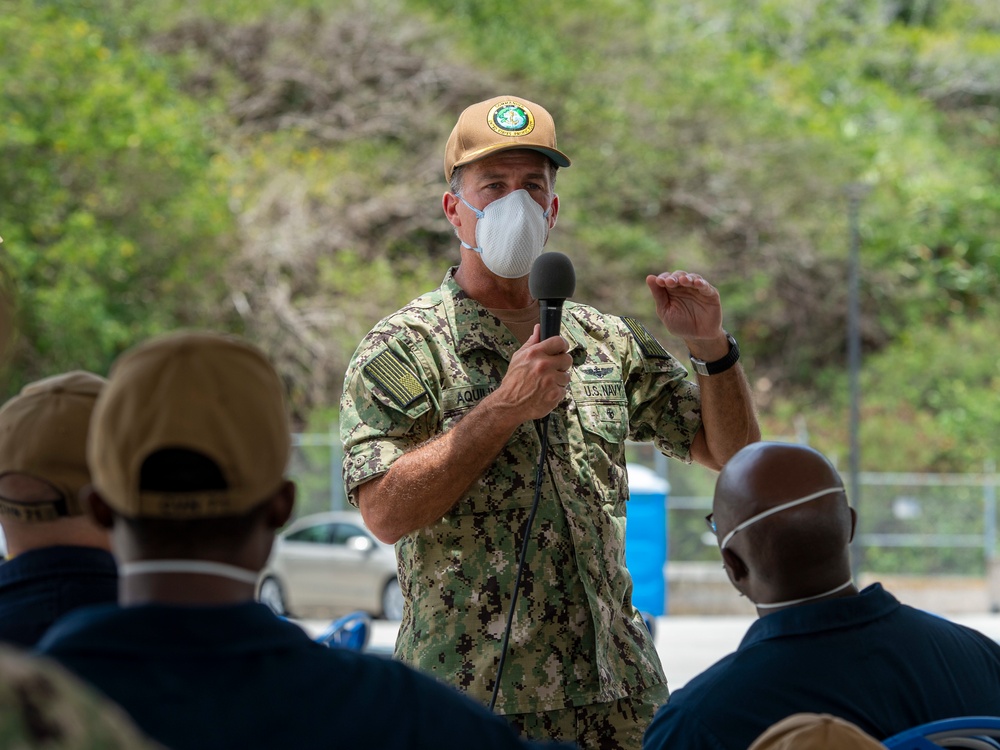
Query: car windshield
xmin=285 ymin=522 xmax=374 ymax=547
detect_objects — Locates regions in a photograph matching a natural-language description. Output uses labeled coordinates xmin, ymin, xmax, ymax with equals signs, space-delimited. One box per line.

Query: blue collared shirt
xmin=0 ymin=546 xmax=117 ymax=647
xmin=644 ymin=584 xmax=1000 ymax=750
xmin=38 ymin=600 xmax=575 ymax=750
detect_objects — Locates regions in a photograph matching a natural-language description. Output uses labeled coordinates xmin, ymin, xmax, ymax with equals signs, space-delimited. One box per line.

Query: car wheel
xmin=259 ymin=576 xmax=287 ymax=616
xmin=381 ymin=578 xmax=404 ymax=621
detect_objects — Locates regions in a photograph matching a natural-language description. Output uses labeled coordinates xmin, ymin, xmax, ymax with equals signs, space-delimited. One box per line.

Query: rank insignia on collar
xmin=364 ymin=350 xmax=427 ymax=408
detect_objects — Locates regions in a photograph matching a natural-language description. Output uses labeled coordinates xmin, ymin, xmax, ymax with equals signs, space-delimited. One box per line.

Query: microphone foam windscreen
xmin=529 ymin=252 xmax=576 ymax=300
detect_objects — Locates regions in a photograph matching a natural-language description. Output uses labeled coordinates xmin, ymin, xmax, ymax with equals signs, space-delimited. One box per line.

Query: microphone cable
xmin=490 ymin=250 xmax=574 ymax=711
xmin=489 ymin=414 xmax=550 ymax=712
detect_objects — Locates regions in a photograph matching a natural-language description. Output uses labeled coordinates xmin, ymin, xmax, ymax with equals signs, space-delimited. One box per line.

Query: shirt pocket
xmin=571 ymin=369 xmax=629 ymax=445
xmin=568 ymin=367 xmax=630 ymax=504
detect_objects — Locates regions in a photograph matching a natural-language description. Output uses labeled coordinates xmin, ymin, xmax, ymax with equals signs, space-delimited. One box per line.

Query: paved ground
xmin=301 ymin=610 xmax=1000 ymax=690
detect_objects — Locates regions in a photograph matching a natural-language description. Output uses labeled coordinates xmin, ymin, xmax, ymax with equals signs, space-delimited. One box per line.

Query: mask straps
xmin=119 ymin=559 xmax=260 ymax=586
xmin=719 ymin=487 xmax=843 ymax=550
xmin=457 ymin=196 xmax=484 ymax=253
xmin=718 ymin=485 xmax=855 ymax=609
xmin=458 ymin=195 xmax=485 ymax=219
xmin=754 ymin=579 xmax=856 ymax=610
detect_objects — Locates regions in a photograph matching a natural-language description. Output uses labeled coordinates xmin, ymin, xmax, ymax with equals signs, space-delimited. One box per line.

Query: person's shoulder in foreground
xmin=37 ymin=329 xmax=574 ymax=750
xmin=0 ymin=369 xmax=117 ymax=647
xmin=0 ymin=641 xmax=161 ymax=748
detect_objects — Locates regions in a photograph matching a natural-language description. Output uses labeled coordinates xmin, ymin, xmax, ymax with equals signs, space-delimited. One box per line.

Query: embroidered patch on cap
xmin=488 ymin=101 xmax=535 ymax=137
xmin=621 ymin=316 xmax=670 ymax=359
xmin=364 ymin=350 xmax=427 ymax=408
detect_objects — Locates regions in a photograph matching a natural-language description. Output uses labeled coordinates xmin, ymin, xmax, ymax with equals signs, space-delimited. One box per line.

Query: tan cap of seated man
xmin=0 ymin=371 xmax=110 ymax=557
xmin=83 ymin=331 xmax=295 ymax=606
xmin=749 ymin=713 xmax=885 ymax=750
xmin=710 ymin=441 xmax=859 ymax=615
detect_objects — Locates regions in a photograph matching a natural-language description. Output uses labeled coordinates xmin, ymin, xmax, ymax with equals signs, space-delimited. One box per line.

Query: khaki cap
xmin=0 ymin=371 xmax=107 ymax=522
xmin=444 ymin=95 xmax=571 ymax=181
xmin=749 ymin=713 xmax=885 ymax=750
xmin=88 ymin=331 xmax=290 ymax=519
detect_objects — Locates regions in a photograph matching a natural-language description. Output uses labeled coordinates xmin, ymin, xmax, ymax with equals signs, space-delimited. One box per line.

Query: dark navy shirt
xmin=644 ymin=584 xmax=1000 ymax=750
xmin=0 ymin=546 xmax=117 ymax=647
xmin=38 ymin=601 xmax=575 ymax=750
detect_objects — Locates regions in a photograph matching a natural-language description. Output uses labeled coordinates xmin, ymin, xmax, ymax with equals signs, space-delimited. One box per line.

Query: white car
xmin=258 ymin=511 xmax=403 ymax=621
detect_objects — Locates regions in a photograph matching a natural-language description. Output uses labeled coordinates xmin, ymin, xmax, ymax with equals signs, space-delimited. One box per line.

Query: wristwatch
xmin=689 ymin=332 xmax=740 ymax=376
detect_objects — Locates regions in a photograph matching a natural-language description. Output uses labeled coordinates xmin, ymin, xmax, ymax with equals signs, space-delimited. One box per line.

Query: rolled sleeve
xmin=340 ymin=335 xmax=436 ymax=507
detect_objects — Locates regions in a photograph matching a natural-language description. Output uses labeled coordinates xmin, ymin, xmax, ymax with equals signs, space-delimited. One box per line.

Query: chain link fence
xmin=662 ymin=456 xmax=1000 ymax=577
xmin=290 ymin=434 xmax=999 ymax=577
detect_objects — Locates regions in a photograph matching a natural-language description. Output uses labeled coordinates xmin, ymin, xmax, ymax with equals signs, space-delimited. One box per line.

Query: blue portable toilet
xmin=625 ymin=463 xmax=670 ymax=616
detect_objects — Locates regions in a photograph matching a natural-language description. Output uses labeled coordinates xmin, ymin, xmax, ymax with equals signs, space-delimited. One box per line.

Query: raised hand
xmin=646 ymin=271 xmax=725 ymax=346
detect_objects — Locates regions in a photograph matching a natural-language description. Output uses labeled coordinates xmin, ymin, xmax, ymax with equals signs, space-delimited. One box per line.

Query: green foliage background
xmin=2 ymin=0 xmax=999 ymax=570
xmin=1 ymin=4 xmax=235 ymax=381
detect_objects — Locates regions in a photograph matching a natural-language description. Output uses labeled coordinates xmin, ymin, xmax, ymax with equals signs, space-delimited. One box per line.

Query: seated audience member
xmin=38 ymin=331 xmax=574 ymax=750
xmin=748 ymin=713 xmax=884 ymax=750
xmin=0 ymin=371 xmax=117 ymax=646
xmin=0 ymin=642 xmax=161 ymax=748
xmin=644 ymin=441 xmax=1000 ymax=750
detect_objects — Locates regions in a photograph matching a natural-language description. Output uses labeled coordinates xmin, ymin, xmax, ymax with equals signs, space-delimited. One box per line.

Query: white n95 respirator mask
xmin=459 ymin=189 xmax=552 ymax=279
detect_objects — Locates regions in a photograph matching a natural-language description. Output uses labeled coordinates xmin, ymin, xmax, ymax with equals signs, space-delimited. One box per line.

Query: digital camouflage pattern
xmin=0 ymin=644 xmax=160 ymax=749
xmin=341 ymin=269 xmax=702 ymax=715
xmin=507 ymin=687 xmax=669 ymax=749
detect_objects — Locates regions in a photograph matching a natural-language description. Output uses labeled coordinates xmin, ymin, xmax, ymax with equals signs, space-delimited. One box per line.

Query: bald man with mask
xmin=644 ymin=441 xmax=1000 ymax=750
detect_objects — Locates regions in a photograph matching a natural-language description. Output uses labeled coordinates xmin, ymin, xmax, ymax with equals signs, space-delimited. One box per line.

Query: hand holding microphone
xmin=494 ymin=252 xmax=577 ymax=421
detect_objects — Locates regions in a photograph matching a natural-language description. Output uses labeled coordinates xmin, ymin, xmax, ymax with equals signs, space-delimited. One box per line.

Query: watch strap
xmin=689 ymin=333 xmax=740 ymax=376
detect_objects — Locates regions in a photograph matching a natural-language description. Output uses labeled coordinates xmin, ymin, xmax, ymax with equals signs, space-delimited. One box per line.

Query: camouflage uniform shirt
xmin=340 ymin=269 xmax=702 ymax=714
xmin=0 ymin=645 xmax=160 ymax=749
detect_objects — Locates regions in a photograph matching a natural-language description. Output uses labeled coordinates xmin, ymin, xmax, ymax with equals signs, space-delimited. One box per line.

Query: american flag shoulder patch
xmin=620 ymin=316 xmax=670 ymax=359
xmin=364 ymin=350 xmax=427 ymax=408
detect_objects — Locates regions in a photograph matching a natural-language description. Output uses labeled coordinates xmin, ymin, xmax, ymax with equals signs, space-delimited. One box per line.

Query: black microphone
xmin=529 ymin=252 xmax=576 ymax=341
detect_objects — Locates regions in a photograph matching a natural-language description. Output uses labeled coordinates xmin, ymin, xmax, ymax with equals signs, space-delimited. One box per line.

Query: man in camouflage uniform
xmin=340 ymin=94 xmax=760 ymax=749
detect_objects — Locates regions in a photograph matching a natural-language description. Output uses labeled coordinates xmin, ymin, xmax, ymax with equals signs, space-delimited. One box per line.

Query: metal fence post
xmin=986 ymin=459 xmax=997 ymax=562
xmin=985 ymin=459 xmax=999 ymax=612
xmin=846 ymin=183 xmax=870 ymax=579
xmin=330 ymin=425 xmax=345 ymax=511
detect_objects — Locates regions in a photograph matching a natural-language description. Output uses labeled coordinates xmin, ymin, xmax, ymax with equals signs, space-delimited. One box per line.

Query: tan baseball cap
xmin=444 ymin=95 xmax=571 ymax=181
xmin=749 ymin=713 xmax=884 ymax=750
xmin=0 ymin=371 xmax=107 ymax=522
xmin=88 ymin=331 xmax=291 ymax=519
